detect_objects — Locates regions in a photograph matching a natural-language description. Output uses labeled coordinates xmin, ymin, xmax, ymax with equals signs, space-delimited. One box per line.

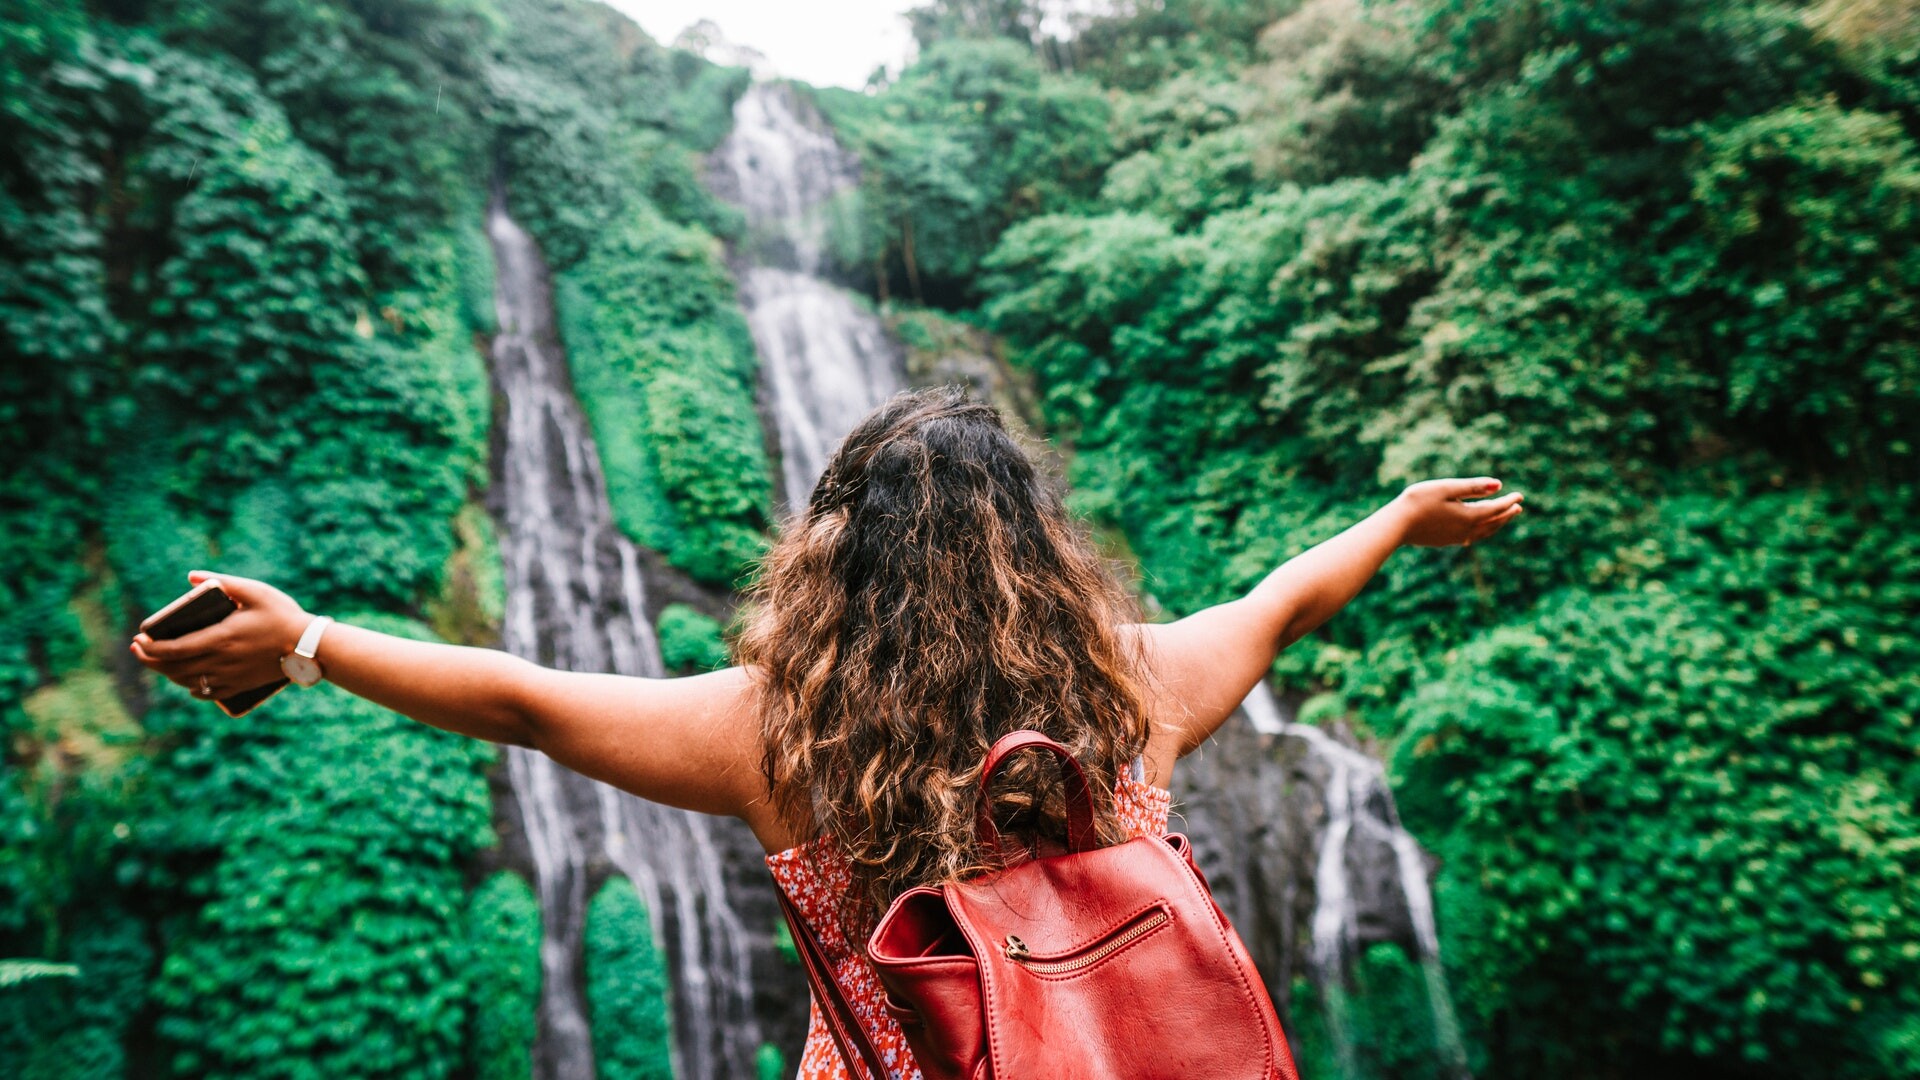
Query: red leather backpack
xmin=776 ymin=730 xmax=1302 ymax=1080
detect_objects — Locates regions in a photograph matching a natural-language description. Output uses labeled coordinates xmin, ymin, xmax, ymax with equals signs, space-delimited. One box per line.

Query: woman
xmin=130 ymin=388 xmax=1522 ymax=1078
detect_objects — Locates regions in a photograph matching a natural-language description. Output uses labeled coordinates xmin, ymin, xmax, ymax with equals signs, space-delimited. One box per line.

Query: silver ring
xmin=198 ymin=675 xmax=212 ymax=697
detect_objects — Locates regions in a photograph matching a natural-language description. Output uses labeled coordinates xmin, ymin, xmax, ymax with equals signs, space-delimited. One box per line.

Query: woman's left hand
xmin=1393 ymin=477 xmax=1526 ymax=548
xmin=130 ymin=571 xmax=311 ymax=701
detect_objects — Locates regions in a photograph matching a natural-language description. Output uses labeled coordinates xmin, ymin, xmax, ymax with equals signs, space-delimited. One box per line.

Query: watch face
xmin=281 ymin=653 xmax=323 ymax=688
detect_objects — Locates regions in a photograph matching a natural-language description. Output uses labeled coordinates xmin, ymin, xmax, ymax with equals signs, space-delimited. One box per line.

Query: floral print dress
xmin=764 ymin=769 xmax=1174 ymax=1080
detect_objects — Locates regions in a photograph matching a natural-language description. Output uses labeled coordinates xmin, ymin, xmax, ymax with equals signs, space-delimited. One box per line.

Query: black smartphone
xmin=139 ymin=580 xmax=290 ymax=717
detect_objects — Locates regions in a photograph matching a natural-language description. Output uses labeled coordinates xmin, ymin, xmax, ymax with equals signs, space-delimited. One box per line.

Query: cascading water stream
xmin=1240 ymin=683 xmax=1471 ymax=1078
xmin=486 ymin=188 xmax=765 ymax=1080
xmin=712 ymin=80 xmax=903 ymax=504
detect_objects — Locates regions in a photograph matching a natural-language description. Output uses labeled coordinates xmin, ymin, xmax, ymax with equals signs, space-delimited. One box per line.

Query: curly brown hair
xmin=737 ymin=387 xmax=1150 ymax=930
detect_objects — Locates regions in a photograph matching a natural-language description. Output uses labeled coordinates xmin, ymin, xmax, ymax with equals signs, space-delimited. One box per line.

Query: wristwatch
xmin=281 ymin=615 xmax=334 ymax=688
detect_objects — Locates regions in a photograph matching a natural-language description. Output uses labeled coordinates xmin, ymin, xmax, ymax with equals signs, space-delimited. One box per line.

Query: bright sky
xmin=609 ymin=1 xmax=921 ymax=89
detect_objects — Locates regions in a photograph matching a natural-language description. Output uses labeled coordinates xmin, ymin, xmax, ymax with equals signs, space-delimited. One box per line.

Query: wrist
xmin=279 ymin=609 xmax=314 ymax=658
xmin=1380 ymin=494 xmax=1418 ymax=547
xmin=281 ymin=614 xmax=334 ymax=688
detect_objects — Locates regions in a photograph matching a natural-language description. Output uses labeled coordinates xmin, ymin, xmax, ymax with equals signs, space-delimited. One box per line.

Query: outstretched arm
xmin=130 ymin=571 xmax=764 ymax=817
xmin=1132 ymin=478 xmax=1524 ymax=767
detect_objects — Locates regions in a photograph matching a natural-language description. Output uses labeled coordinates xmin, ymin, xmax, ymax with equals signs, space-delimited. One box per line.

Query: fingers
xmin=1468 ymin=504 xmax=1525 ymax=544
xmin=130 ymin=638 xmax=232 ymax=693
xmin=1434 ymin=477 xmax=1501 ymax=500
xmin=193 ymin=570 xmax=269 ymax=607
xmin=148 ymin=653 xmax=267 ymax=700
xmin=1472 ymin=491 xmax=1525 ymax=516
xmin=144 ymin=660 xmax=224 ymax=698
xmin=132 ymin=620 xmax=230 ymax=662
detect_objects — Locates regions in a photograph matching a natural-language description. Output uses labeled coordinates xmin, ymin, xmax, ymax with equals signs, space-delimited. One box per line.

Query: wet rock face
xmin=1171 ymin=713 xmax=1317 ymax=1014
xmin=1170 ymin=710 xmax=1424 ymax=1017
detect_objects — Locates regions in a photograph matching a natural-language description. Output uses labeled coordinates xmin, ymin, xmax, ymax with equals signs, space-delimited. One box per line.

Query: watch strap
xmin=295 ymin=615 xmax=333 ymax=660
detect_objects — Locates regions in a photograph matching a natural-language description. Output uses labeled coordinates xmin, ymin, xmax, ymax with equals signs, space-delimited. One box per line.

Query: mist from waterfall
xmin=712 ymin=80 xmax=904 ymax=505
xmin=485 ymin=189 xmax=765 ymax=1080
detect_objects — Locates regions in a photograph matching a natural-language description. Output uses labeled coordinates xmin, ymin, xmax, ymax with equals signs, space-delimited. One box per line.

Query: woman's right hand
xmin=1393 ymin=477 xmax=1525 ymax=548
xmin=131 ymin=571 xmax=312 ymax=701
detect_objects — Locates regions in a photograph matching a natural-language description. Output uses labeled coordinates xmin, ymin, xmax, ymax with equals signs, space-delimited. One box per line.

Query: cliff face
xmin=1173 ymin=709 xmax=1429 ymax=1015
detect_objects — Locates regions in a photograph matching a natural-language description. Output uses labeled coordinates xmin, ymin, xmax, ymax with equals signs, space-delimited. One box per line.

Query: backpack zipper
xmin=1002 ymin=908 xmax=1169 ymax=974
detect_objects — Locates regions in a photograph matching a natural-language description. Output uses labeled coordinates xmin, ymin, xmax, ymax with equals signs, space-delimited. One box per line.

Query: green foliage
xmin=147 ymin=619 xmax=497 ymax=1079
xmin=558 ymin=204 xmax=773 ymax=584
xmin=1394 ymin=488 xmax=1920 ymax=1075
xmin=663 ymin=54 xmax=755 ymax=153
xmin=908 ymin=0 xmax=1046 ymax=50
xmin=466 ymin=872 xmax=542 ymax=1080
xmin=0 ymin=908 xmax=153 ymax=1080
xmin=585 ymin=877 xmax=674 ymax=1080
xmin=1248 ymin=0 xmax=1455 ymax=186
xmin=484 ymin=0 xmax=770 ymax=586
xmin=1053 ymin=0 xmax=1303 ymax=89
xmin=154 ymin=0 xmax=497 ymax=291
xmin=428 ymin=501 xmax=509 ymax=647
xmin=5 ymin=1 xmax=766 ymax=1067
xmin=657 ymin=603 xmax=731 ymax=673
xmin=820 ymin=38 xmax=1113 ymax=302
xmin=756 ymin=1041 xmax=788 ymax=1080
xmin=488 ymin=0 xmax=749 ymax=259
xmin=1288 ymin=945 xmax=1473 ymax=1080
xmin=1659 ymin=98 xmax=1920 ymax=471
xmin=487 ymin=44 xmax=628 ymax=269
xmin=0 ymin=4 xmax=562 ymax=1075
xmin=0 ymin=565 xmax=145 ymax=947
xmin=1100 ymin=73 xmax=1260 ymax=226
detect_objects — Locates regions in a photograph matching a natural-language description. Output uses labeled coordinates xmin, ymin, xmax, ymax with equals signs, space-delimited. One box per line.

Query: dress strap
xmin=773 ymin=880 xmax=887 ymax=1080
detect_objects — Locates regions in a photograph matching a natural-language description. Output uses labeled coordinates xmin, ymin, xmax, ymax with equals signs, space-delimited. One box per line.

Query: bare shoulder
xmin=1118 ymin=624 xmax=1195 ymax=784
xmin=1120 ymin=611 xmax=1274 ymax=770
xmin=707 ymin=666 xmax=818 ymax=854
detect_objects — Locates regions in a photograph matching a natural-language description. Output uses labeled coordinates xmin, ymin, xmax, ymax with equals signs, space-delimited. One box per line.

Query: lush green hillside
xmin=0 ymin=0 xmax=758 ymax=1073
xmin=6 ymin=0 xmax=1917 ymax=1078
xmin=833 ymin=1 xmax=1919 ymax=1076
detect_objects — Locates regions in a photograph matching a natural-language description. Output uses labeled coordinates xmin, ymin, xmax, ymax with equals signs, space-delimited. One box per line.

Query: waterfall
xmin=1240 ymin=683 xmax=1472 ymax=1079
xmin=485 ymin=188 xmax=765 ymax=1080
xmin=712 ymin=80 xmax=903 ymax=505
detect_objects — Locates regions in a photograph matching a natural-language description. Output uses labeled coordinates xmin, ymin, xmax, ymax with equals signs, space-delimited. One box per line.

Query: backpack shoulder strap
xmin=774 ymin=878 xmax=889 ymax=1080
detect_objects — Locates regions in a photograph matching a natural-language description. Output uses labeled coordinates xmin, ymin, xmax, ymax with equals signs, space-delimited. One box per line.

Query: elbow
xmin=497 ymin=725 xmax=538 ymax=750
xmin=1273 ymin=599 xmax=1334 ymax=653
xmin=1268 ymin=603 xmax=1309 ymax=654
xmin=496 ymin=655 xmax=548 ymax=749
xmin=1274 ymin=620 xmax=1309 ymax=654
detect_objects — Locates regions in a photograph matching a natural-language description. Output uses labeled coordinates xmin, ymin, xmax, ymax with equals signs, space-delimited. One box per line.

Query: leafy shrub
xmin=0 ymin=3 xmax=741 ymax=1077
xmin=657 ymin=604 xmax=731 ymax=673
xmin=819 ymin=38 xmax=1114 ymax=303
xmin=585 ymin=877 xmax=673 ymax=1080
xmin=0 ymin=908 xmax=151 ymax=1080
xmin=466 ymin=872 xmax=542 ymax=1080
xmin=1390 ymin=489 xmax=1920 ymax=1075
xmin=148 ymin=618 xmax=496 ymax=1079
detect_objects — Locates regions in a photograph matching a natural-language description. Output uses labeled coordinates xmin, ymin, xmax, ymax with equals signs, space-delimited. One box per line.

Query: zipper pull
xmin=1004 ymin=935 xmax=1030 ymax=961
